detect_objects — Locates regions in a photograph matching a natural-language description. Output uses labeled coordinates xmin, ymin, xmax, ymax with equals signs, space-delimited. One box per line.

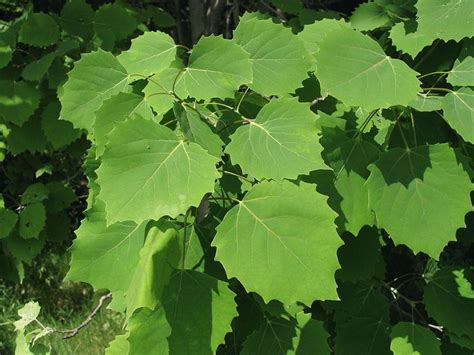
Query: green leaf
xmin=0 ymin=208 xmax=18 ymax=239
xmin=416 ymin=0 xmax=474 ymax=46
xmin=177 ymin=105 xmax=224 ymax=158
xmin=151 ymin=7 xmax=176 ymax=28
xmin=21 ymin=183 xmax=49 ymax=205
xmin=143 ymin=60 xmax=183 ymax=115
xmin=93 ymin=92 xmax=154 ymax=156
xmin=366 ymin=144 xmax=472 ymax=258
xmin=162 ymin=270 xmax=237 ymax=353
xmin=268 ymin=0 xmax=303 ymax=15
xmin=105 ymin=334 xmax=130 ymax=355
xmin=94 ymin=3 xmax=137 ymax=50
xmin=448 ymin=57 xmax=474 ymax=86
xmin=129 ymin=270 xmax=236 ymax=354
xmin=6 ymin=115 xmax=47 ymax=155
xmin=424 ymin=267 xmax=474 ymax=339
xmin=66 ymin=200 xmax=147 ymax=311
xmin=128 ymin=308 xmax=170 ymax=354
xmin=96 ymin=117 xmax=220 ymax=225
xmin=389 ymin=20 xmax=432 ymax=59
xmin=60 ymin=0 xmax=95 ymax=39
xmin=298 ymin=19 xmax=350 ymax=58
xmin=0 ymin=28 xmax=13 ymax=69
xmin=0 ymin=81 xmax=40 ymax=126
xmin=19 ymin=13 xmax=60 ymax=47
xmin=60 ymin=50 xmax=129 ymax=131
xmin=175 ymin=35 xmax=252 ymax=100
xmin=408 ymin=94 xmax=443 ymax=112
xmin=390 ymin=322 xmax=441 ymax=355
xmin=321 ymin=130 xmax=380 ymax=234
xmin=4 ymin=233 xmax=45 ymax=268
xmin=213 ymin=180 xmax=342 ymax=304
xmin=226 ymin=98 xmax=326 ymax=180
xmin=334 ymin=282 xmax=391 ymax=355
xmin=22 ymin=53 xmax=56 ymax=82
xmin=19 ymin=203 xmax=46 ymax=239
xmin=292 ymin=313 xmax=330 ymax=355
xmin=126 ymin=224 xmax=181 ymax=319
xmin=350 ymin=2 xmax=390 ymax=31
xmin=22 ymin=40 xmax=79 ymax=82
xmin=118 ymin=31 xmax=177 ymax=77
xmin=42 ymin=100 xmax=81 ymax=150
xmin=234 ymin=14 xmax=312 ymax=96
xmin=14 ymin=302 xmax=41 ymax=331
xmin=45 ymin=182 xmax=76 ymax=213
xmin=316 ymin=27 xmax=420 ymax=110
xmin=441 ymin=88 xmax=474 ymax=143
xmin=241 ymin=315 xmax=297 ymax=355
xmin=0 ymin=46 xmax=12 ymax=70
xmin=337 ymin=226 xmax=384 ymax=282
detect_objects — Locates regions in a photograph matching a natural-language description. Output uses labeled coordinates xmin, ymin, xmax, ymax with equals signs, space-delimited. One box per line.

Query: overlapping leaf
xmin=226 ymin=98 xmax=326 ymax=180
xmin=390 ymin=322 xmax=441 ymax=355
xmin=96 ymin=117 xmax=220 ymax=225
xmin=66 ymin=200 xmax=147 ymax=311
xmin=128 ymin=270 xmax=237 ymax=354
xmin=60 ymin=50 xmax=129 ymax=131
xmin=234 ymin=13 xmax=312 ymax=96
xmin=93 ymin=92 xmax=154 ymax=156
xmin=174 ymin=35 xmax=252 ymax=100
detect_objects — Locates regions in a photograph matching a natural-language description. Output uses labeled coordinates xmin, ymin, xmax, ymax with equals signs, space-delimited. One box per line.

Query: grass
xmin=0 ymin=248 xmax=125 ymax=355
xmin=0 ymin=285 xmax=125 ymax=354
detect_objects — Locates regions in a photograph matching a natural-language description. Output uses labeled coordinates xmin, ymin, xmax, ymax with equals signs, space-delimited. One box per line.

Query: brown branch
xmin=58 ymin=293 xmax=112 ymax=339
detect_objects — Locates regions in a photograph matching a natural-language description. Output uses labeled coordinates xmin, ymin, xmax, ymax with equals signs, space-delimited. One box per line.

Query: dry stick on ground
xmin=58 ymin=292 xmax=112 ymax=339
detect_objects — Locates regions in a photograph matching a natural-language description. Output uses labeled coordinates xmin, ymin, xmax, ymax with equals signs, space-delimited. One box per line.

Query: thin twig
xmin=58 ymin=293 xmax=112 ymax=339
